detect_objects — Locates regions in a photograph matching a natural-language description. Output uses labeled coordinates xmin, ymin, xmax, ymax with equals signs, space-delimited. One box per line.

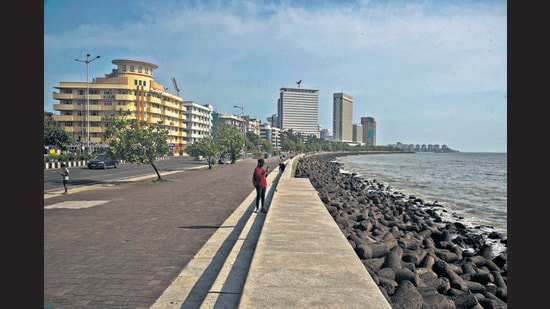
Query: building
xmin=352 ymin=123 xmax=363 ymax=144
xmin=360 ymin=116 xmax=377 ymax=146
xmin=260 ymin=122 xmax=281 ymax=150
xmin=183 ymin=101 xmax=214 ymax=144
xmin=319 ymin=128 xmax=332 ymax=141
xmin=332 ymin=92 xmax=354 ymax=142
xmin=277 ymin=87 xmax=319 ymax=137
xmin=53 ymin=59 xmax=212 ymax=155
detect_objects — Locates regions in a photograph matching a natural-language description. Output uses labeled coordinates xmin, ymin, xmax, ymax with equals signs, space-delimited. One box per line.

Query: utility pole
xmin=233 ymin=105 xmax=245 ymax=158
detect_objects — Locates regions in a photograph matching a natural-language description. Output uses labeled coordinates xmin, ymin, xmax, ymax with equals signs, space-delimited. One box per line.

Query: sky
xmin=44 ymin=0 xmax=507 ymax=153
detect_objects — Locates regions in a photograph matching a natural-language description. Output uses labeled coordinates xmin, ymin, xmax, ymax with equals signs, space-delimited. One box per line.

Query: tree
xmin=184 ymin=136 xmax=220 ymax=169
xmin=44 ymin=111 xmax=74 ymax=150
xmin=213 ymin=123 xmax=243 ymax=164
xmin=104 ymin=110 xmax=170 ymax=181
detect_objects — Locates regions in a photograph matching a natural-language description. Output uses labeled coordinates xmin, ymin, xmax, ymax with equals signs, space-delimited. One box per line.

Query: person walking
xmin=58 ymin=163 xmax=70 ymax=194
xmin=252 ymin=158 xmax=270 ymax=213
xmin=279 ymin=154 xmax=286 ymax=172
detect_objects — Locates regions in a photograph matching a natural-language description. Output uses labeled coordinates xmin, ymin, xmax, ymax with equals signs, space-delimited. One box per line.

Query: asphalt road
xmin=43 ymin=156 xmax=210 ymax=193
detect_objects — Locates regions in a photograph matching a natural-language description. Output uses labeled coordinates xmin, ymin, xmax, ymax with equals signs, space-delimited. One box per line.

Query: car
xmin=87 ymin=154 xmax=118 ymax=169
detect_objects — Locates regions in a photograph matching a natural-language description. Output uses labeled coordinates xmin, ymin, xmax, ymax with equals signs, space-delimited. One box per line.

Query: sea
xmin=335 ymin=152 xmax=507 ymax=256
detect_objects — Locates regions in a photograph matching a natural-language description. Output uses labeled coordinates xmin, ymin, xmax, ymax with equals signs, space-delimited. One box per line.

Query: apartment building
xmin=183 ymin=101 xmax=213 ymax=144
xmin=277 ymin=87 xmax=319 ymax=137
xmin=260 ymin=122 xmax=281 ymax=150
xmin=52 ymin=59 xmax=212 ymax=155
xmin=333 ymin=92 xmax=354 ymax=142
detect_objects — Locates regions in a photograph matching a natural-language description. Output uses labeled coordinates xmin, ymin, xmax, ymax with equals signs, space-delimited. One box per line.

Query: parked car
xmin=87 ymin=154 xmax=118 ymax=169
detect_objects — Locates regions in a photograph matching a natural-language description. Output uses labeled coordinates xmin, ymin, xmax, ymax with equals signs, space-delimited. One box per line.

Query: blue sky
xmin=44 ymin=0 xmax=507 ymax=152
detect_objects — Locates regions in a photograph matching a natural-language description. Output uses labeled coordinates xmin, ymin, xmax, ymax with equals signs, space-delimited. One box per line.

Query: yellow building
xmin=52 ymin=59 xmax=212 ymax=155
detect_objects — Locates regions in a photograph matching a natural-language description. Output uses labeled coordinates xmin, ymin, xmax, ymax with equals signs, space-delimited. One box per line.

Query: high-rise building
xmin=352 ymin=123 xmax=363 ymax=143
xmin=277 ymin=87 xmax=319 ymax=137
xmin=360 ymin=116 xmax=377 ymax=146
xmin=52 ymin=59 xmax=212 ymax=155
xmin=332 ymin=92 xmax=354 ymax=142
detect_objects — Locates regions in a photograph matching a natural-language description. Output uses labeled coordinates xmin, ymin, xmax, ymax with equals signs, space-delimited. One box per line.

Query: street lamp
xmin=233 ymin=105 xmax=245 ymax=157
xmin=75 ymin=53 xmax=101 ymax=154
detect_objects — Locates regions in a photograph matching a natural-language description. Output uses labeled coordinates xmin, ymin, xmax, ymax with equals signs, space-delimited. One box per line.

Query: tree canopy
xmin=104 ymin=109 xmax=170 ymax=180
xmin=44 ymin=111 xmax=74 ymax=149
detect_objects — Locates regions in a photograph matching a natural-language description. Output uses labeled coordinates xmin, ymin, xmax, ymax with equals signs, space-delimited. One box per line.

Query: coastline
xmin=294 ymin=152 xmax=508 ymax=308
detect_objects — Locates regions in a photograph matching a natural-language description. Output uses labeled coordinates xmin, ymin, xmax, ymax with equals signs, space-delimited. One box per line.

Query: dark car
xmin=87 ymin=154 xmax=118 ymax=169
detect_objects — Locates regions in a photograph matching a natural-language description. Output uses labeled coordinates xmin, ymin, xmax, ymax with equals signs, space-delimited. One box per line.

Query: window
xmin=130 ymin=65 xmax=135 ymax=72
xmin=138 ymin=66 xmax=142 ymax=73
xmin=122 ymin=64 xmax=126 ymax=72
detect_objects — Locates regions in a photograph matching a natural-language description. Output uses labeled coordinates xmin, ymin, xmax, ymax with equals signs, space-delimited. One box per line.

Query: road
xmin=43 ymin=156 xmax=210 ymax=193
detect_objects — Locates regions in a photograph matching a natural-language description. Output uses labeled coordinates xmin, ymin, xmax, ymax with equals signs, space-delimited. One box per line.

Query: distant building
xmin=183 ymin=101 xmax=214 ymax=144
xmin=320 ymin=128 xmax=331 ymax=140
xmin=333 ymin=92 xmax=354 ymax=142
xmin=361 ymin=116 xmax=377 ymax=146
xmin=352 ymin=123 xmax=363 ymax=144
xmin=260 ymin=122 xmax=281 ymax=150
xmin=278 ymin=87 xmax=320 ymax=137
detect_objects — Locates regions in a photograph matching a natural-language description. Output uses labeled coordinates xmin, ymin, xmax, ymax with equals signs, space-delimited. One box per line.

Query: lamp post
xmin=75 ymin=53 xmax=101 ymax=154
xmin=233 ymin=105 xmax=245 ymax=157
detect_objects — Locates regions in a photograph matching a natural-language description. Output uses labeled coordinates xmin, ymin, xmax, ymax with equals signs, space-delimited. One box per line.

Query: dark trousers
xmin=255 ymin=185 xmax=266 ymax=209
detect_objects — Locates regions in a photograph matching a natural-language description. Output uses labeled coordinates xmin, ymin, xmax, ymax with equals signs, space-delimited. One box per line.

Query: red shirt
xmin=253 ymin=166 xmax=268 ymax=187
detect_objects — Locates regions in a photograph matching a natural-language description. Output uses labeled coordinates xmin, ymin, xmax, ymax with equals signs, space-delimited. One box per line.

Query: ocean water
xmin=336 ymin=152 xmax=507 ymax=255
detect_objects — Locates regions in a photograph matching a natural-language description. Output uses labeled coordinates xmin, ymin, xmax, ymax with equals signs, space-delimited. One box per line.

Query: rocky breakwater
xmin=294 ymin=154 xmax=508 ymax=309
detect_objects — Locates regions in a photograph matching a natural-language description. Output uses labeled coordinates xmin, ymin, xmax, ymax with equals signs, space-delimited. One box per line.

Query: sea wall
xmin=294 ymin=153 xmax=508 ymax=309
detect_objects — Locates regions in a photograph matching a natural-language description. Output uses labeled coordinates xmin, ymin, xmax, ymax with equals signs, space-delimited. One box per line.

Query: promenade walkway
xmin=44 ymin=155 xmax=391 ymax=308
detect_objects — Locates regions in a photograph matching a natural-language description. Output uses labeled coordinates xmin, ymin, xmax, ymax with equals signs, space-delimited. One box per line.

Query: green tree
xmin=104 ymin=110 xmax=170 ymax=181
xmin=213 ymin=123 xmax=243 ymax=164
xmin=184 ymin=136 xmax=220 ymax=169
xmin=44 ymin=111 xmax=74 ymax=150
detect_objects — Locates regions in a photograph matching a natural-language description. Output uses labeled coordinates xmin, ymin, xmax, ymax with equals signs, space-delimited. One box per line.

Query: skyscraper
xmin=333 ymin=92 xmax=354 ymax=142
xmin=361 ymin=116 xmax=377 ymax=146
xmin=278 ymin=87 xmax=319 ymax=137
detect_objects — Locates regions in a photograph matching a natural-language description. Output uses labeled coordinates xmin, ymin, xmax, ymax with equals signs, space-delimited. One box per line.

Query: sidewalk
xmin=44 ymin=157 xmax=280 ymax=309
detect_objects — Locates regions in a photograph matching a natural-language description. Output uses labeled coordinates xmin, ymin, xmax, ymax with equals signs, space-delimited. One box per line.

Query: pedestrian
xmin=279 ymin=154 xmax=286 ymax=172
xmin=252 ymin=158 xmax=270 ymax=213
xmin=58 ymin=163 xmax=70 ymax=194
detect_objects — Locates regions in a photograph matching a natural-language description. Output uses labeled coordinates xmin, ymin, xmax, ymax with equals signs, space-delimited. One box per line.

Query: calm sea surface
xmin=336 ymin=152 xmax=507 ymax=253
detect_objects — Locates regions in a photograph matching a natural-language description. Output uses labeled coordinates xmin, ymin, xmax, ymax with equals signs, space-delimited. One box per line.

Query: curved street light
xmin=75 ymin=53 xmax=101 ymax=154
xmin=233 ymin=105 xmax=246 ymax=157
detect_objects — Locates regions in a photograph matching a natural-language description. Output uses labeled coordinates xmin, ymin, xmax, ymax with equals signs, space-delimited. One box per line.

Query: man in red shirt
xmin=252 ymin=158 xmax=270 ymax=213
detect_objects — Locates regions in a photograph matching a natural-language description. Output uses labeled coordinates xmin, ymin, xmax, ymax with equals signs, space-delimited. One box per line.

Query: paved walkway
xmin=44 ymin=157 xmax=279 ymax=309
